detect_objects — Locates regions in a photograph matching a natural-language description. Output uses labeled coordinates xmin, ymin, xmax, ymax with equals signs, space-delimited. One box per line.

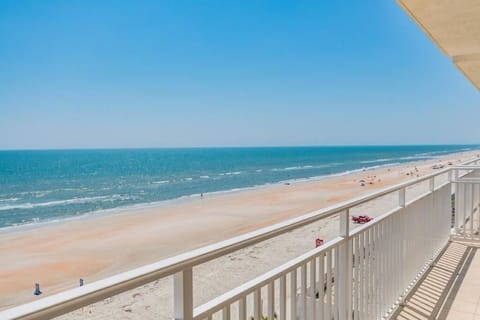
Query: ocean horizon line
xmin=1 ymin=143 xmax=479 ymax=152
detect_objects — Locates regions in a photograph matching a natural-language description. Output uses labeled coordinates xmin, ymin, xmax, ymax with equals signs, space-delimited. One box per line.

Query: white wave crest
xmin=271 ymin=165 xmax=328 ymax=172
xmin=0 ymin=195 xmax=129 ymax=211
xmin=225 ymin=171 xmax=242 ymax=175
xmin=152 ymin=180 xmax=169 ymax=184
xmin=0 ymin=197 xmax=19 ymax=203
xmin=360 ymin=158 xmax=394 ymax=164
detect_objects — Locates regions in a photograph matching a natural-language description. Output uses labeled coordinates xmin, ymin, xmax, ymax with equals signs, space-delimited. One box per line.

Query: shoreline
xmin=0 ymin=150 xmax=478 ymax=310
xmin=0 ymin=154 xmax=462 ymax=235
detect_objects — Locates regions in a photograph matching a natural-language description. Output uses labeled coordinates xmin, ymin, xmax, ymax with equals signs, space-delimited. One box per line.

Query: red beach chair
xmin=315 ymin=238 xmax=324 ymax=247
xmin=352 ymin=215 xmax=373 ymax=224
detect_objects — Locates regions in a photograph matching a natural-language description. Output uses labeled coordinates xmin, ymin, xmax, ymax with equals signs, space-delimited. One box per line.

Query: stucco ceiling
xmin=398 ymin=0 xmax=480 ymax=90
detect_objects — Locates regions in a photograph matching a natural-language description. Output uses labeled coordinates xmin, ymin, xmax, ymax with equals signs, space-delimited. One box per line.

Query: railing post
xmin=398 ymin=188 xmax=405 ymax=208
xmin=339 ymin=209 xmax=352 ymax=320
xmin=428 ymin=178 xmax=435 ymax=260
xmin=451 ymin=169 xmax=458 ymax=238
xmin=398 ymin=187 xmax=406 ymax=303
xmin=455 ymin=181 xmax=463 ymax=235
xmin=174 ymin=267 xmax=193 ymax=320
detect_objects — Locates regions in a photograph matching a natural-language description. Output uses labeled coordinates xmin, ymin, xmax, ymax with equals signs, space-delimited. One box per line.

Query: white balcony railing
xmin=1 ymin=158 xmax=480 ymax=320
xmin=452 ymin=165 xmax=480 ymax=241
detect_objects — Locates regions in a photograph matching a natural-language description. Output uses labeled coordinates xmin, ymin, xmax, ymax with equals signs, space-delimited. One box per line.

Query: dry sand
xmin=0 ymin=151 xmax=478 ymax=318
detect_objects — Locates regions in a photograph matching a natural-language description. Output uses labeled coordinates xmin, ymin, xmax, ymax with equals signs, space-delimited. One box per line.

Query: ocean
xmin=0 ymin=145 xmax=477 ymax=230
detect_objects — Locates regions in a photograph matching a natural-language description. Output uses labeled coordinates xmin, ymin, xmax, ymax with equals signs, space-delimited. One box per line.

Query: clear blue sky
xmin=0 ymin=1 xmax=479 ymax=149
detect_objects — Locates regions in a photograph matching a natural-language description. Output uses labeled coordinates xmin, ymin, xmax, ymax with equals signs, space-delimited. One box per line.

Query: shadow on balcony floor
xmin=391 ymin=241 xmax=479 ymax=320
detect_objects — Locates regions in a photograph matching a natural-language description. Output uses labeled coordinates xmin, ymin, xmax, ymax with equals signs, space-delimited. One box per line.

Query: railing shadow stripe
xmin=391 ymin=241 xmax=476 ymax=320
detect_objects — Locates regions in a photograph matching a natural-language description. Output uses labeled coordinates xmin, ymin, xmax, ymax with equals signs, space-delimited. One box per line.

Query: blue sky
xmin=0 ymin=1 xmax=479 ymax=149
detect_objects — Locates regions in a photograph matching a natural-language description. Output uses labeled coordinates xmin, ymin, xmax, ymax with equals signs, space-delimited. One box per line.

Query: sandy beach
xmin=0 ymin=151 xmax=478 ymax=317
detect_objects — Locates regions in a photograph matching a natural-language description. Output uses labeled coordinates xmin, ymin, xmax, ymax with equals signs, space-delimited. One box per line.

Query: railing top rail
xmin=453 ymin=165 xmax=480 ymax=169
xmin=455 ymin=177 xmax=480 ymax=181
xmin=1 ymin=157 xmax=478 ymax=319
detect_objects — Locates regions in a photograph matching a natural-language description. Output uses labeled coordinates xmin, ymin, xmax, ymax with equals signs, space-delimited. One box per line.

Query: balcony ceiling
xmin=398 ymin=0 xmax=480 ymax=90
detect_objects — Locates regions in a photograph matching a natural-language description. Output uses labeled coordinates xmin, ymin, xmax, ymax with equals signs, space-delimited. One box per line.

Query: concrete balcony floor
xmin=392 ymin=240 xmax=480 ymax=320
